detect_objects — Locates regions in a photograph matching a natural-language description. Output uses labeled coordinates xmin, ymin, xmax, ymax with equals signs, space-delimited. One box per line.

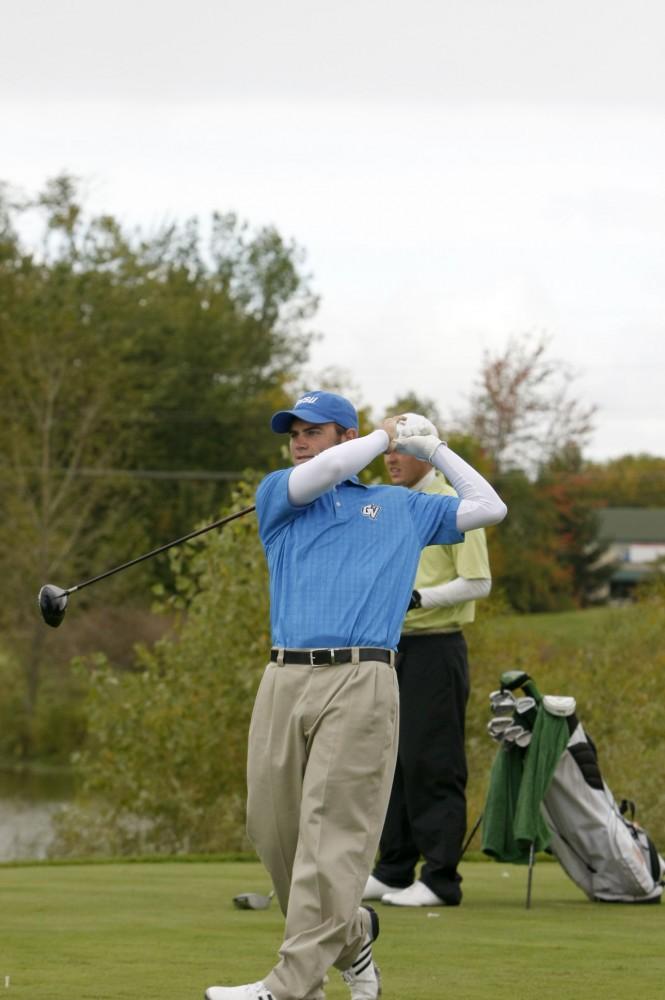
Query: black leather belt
xmin=271 ymin=647 xmax=393 ymax=666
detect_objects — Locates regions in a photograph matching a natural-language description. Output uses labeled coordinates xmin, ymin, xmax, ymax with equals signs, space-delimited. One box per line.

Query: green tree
xmin=489 ymin=469 xmax=574 ymax=612
xmin=462 ymin=332 xmax=596 ymax=476
xmin=581 ymin=454 xmax=665 ymax=508
xmin=446 ymin=334 xmax=612 ymax=610
xmin=1 ymin=178 xmax=151 ymax=725
xmin=538 ymin=446 xmax=615 ymax=606
xmin=0 ymin=175 xmax=316 ymax=751
xmin=52 ymin=483 xmax=268 ymax=856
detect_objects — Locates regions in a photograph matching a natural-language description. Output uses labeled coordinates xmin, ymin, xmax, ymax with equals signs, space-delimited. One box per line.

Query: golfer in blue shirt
xmin=205 ymin=392 xmax=506 ymax=1000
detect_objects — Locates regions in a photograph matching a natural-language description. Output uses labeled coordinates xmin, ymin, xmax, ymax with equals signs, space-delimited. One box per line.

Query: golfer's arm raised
xmin=429 ymin=445 xmax=506 ymax=531
xmin=388 ymin=418 xmax=507 ymax=532
xmin=287 ymin=429 xmax=394 ymax=506
xmin=286 ymin=418 xmax=507 ymax=536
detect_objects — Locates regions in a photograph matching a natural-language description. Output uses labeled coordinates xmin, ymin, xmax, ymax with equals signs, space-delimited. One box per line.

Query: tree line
xmin=1 ymin=175 xmax=664 ymax=767
xmin=0 ymin=174 xmax=317 ymax=748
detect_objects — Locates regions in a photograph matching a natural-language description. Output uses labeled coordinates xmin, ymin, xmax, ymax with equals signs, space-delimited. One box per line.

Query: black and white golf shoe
xmin=341 ymin=905 xmax=382 ymax=999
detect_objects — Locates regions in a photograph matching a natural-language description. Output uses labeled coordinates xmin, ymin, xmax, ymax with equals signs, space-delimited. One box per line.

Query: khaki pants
xmin=246 ymin=656 xmax=399 ymax=1000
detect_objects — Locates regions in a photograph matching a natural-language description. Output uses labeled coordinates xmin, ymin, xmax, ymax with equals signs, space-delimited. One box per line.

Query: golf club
xmin=514 ymin=695 xmax=538 ymax=729
xmin=515 ymin=695 xmax=536 ymax=715
xmin=526 ymin=840 xmax=536 ymax=909
xmin=490 ymin=694 xmax=517 ymax=716
xmin=502 ymin=724 xmax=532 ymax=748
xmin=460 ymin=812 xmax=483 ymax=858
xmin=489 ymin=687 xmax=516 ymax=705
xmin=500 ymin=669 xmax=543 ymax=704
xmin=487 ymin=716 xmax=515 ymax=740
xmin=233 ymin=890 xmax=274 ymax=911
xmin=38 ymin=504 xmax=256 ymax=628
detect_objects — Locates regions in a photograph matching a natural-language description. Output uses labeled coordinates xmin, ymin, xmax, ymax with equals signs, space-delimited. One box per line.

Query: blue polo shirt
xmin=256 ymin=469 xmax=462 ymax=650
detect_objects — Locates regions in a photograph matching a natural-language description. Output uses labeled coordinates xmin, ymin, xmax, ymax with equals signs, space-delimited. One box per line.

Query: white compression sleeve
xmin=419 ymin=576 xmax=491 ymax=610
xmin=430 ymin=445 xmax=507 ymax=532
xmin=287 ymin=429 xmax=390 ymax=506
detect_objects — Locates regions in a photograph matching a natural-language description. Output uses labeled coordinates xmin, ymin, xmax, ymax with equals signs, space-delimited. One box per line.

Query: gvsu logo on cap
xmin=295 ymin=395 xmax=320 ymax=406
xmin=361 ymin=503 xmax=382 ymax=520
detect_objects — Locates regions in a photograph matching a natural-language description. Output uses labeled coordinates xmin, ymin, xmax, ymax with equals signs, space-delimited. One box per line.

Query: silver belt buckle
xmin=311 ymin=648 xmax=335 ymax=665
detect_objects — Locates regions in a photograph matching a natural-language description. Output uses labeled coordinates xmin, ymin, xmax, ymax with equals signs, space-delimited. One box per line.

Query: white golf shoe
xmin=362 ymin=873 xmax=402 ymax=900
xmin=381 ymin=879 xmax=444 ymax=907
xmin=341 ymin=905 xmax=381 ymax=999
xmin=204 ymin=982 xmax=274 ymax=1000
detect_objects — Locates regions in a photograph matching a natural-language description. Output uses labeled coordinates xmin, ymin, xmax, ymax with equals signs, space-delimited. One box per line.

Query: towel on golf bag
xmin=482 ymin=707 xmax=569 ymax=863
xmin=482 ymin=694 xmax=665 ymax=903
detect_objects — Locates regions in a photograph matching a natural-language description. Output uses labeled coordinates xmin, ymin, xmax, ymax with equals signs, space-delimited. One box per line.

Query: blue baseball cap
xmin=271 ymin=391 xmax=359 ymax=433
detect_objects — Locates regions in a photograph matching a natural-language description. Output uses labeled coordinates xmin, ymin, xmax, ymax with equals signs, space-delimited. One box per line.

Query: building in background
xmin=597 ymin=508 xmax=665 ymax=601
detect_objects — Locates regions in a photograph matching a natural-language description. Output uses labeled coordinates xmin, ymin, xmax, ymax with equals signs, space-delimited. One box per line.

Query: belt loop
xmin=276 ymin=648 xmax=285 ymax=666
xmin=351 ymin=646 xmax=360 ymax=665
xmin=389 ymin=650 xmax=395 ymax=668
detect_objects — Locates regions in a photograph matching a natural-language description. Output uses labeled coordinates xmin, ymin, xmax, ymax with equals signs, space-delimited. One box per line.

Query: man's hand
xmin=395 ymin=434 xmax=443 ymax=462
xmin=395 ymin=413 xmax=439 ymax=438
xmin=394 ymin=412 xmax=445 ymax=462
xmin=381 ymin=414 xmax=408 ymax=452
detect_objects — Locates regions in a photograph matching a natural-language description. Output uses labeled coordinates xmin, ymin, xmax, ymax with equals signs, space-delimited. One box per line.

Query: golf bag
xmin=482 ymin=670 xmax=665 ymax=904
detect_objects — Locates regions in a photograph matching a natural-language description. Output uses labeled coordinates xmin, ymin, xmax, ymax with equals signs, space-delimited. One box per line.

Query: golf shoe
xmin=205 ymin=982 xmax=274 ymax=1000
xmin=341 ymin=905 xmax=381 ymax=999
xmin=362 ymin=874 xmax=402 ymax=899
xmin=382 ymin=879 xmax=447 ymax=907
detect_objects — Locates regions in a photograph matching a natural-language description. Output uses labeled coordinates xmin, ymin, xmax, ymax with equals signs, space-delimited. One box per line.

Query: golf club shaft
xmin=460 ymin=812 xmax=483 ymax=859
xmin=65 ymin=504 xmax=256 ymax=595
xmin=526 ymin=841 xmax=536 ymax=909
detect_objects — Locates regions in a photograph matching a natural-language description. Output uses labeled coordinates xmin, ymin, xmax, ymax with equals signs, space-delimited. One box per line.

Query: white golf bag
xmin=540 ymin=718 xmax=664 ymax=902
xmin=484 ymin=670 xmax=665 ymax=904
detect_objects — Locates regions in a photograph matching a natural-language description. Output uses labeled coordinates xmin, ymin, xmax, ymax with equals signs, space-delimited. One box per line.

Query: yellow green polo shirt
xmin=403 ymin=471 xmax=490 ymax=634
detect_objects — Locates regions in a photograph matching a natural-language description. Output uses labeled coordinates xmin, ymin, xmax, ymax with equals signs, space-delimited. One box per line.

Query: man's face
xmin=384 ymin=450 xmax=431 ymax=488
xmin=288 ymin=418 xmax=356 ymax=463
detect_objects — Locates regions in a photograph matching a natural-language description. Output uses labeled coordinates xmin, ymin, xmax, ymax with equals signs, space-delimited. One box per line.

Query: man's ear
xmin=343 ymin=428 xmax=359 ymax=442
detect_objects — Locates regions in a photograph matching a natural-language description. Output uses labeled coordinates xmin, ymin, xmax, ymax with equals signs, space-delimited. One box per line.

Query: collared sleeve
xmin=407 ymin=489 xmax=463 ymax=546
xmin=256 ymin=469 xmax=305 ymax=546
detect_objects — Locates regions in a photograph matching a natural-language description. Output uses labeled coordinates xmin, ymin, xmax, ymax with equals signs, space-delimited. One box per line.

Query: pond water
xmin=0 ymin=768 xmax=76 ymax=861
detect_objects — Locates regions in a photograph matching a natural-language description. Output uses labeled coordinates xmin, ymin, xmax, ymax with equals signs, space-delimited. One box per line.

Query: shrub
xmin=52 ymin=482 xmax=269 ymax=856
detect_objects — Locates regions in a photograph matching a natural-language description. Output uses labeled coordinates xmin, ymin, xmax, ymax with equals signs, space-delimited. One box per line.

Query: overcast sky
xmin=3 ymin=0 xmax=665 ymax=461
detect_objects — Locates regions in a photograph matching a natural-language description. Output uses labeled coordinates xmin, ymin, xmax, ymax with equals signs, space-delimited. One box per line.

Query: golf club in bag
xmin=38 ymin=504 xmax=256 ymax=628
xmin=481 ymin=669 xmax=665 ymax=906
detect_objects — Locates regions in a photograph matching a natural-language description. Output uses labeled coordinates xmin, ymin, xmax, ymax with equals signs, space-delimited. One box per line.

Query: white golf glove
xmin=394 ymin=412 xmax=439 ymax=438
xmin=394 ymin=412 xmax=444 ymax=462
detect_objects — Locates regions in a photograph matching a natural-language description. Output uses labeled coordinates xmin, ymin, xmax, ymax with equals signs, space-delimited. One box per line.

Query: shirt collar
xmin=412 ymin=467 xmax=437 ymax=491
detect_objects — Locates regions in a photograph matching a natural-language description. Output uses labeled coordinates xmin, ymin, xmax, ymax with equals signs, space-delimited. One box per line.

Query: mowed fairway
xmin=1 ymin=859 xmax=663 ymax=1000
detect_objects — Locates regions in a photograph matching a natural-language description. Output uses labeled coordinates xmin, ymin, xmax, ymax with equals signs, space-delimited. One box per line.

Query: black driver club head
xmin=38 ymin=584 xmax=69 ymax=628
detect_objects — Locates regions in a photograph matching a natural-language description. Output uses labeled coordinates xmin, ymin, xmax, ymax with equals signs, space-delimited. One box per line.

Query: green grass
xmin=488 ymin=605 xmax=622 ymax=648
xmin=1 ymin=859 xmax=663 ymax=999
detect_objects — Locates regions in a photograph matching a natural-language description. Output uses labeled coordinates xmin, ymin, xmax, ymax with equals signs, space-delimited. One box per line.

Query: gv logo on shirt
xmin=361 ymin=503 xmax=382 ymax=520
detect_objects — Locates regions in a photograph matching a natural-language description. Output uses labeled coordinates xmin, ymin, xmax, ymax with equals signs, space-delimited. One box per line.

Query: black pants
xmin=373 ymin=631 xmax=469 ymax=903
